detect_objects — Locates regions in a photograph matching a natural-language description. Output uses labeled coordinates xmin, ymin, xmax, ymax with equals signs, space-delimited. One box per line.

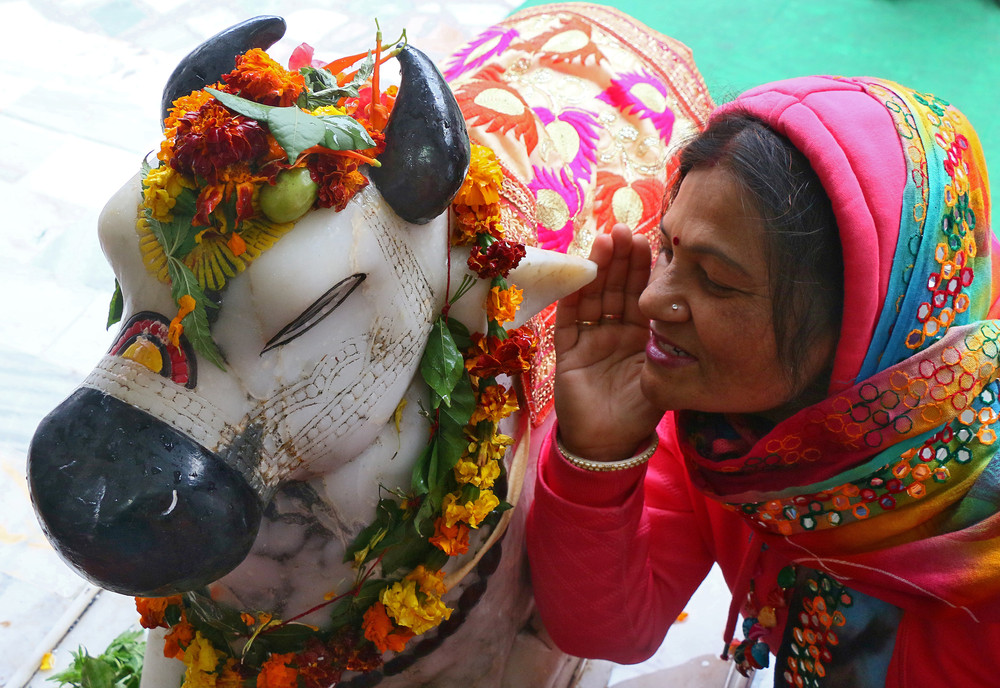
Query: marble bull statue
xmin=27 ymin=14 xmax=599 ymax=688
xmin=28 ymin=5 xmax=710 ymax=686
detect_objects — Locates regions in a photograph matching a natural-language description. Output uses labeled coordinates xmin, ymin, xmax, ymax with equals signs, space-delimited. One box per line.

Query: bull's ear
xmin=371 ymin=45 xmax=471 ymax=225
xmin=161 ymin=16 xmax=287 ymax=123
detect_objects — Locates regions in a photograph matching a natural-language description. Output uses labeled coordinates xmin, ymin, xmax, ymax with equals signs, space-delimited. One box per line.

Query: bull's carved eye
xmin=110 ymin=311 xmax=198 ymax=388
xmin=261 ymin=273 xmax=367 ymax=354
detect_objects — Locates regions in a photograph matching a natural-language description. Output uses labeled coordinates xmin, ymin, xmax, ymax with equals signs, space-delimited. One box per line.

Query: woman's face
xmin=638 ymin=165 xmax=835 ymax=416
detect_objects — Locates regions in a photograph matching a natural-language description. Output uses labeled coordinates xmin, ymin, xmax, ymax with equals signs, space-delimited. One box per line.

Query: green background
xmin=516 ymin=0 xmax=1000 ymax=223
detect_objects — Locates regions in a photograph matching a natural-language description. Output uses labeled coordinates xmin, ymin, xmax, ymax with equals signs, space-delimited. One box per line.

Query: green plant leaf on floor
xmin=48 ymin=629 xmax=145 ymax=688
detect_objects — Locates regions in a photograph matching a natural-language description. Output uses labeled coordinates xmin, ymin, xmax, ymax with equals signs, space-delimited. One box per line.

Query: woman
xmin=526 ymin=75 xmax=997 ymax=687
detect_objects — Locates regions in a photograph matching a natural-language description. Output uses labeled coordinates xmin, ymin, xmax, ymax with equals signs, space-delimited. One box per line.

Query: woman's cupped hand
xmin=554 ymin=224 xmax=665 ymax=462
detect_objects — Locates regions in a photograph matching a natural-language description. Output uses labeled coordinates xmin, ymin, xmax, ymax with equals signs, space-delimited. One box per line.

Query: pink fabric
xmin=526 ymin=419 xmax=1000 ymax=684
xmin=713 ymin=76 xmax=906 ymax=393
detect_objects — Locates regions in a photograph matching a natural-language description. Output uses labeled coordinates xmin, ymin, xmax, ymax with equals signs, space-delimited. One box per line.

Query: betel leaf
xmin=434 ymin=372 xmax=476 ymax=480
xmin=410 ymin=440 xmax=435 ymax=494
xmin=163 ymin=259 xmax=225 ymax=369
xmin=420 ymin=317 xmax=465 ymax=407
xmin=107 ymin=279 xmax=123 ymax=328
xmin=206 ymin=88 xmax=375 ymax=163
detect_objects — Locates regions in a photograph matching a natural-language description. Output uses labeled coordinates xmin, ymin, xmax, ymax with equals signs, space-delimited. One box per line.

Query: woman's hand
xmin=554 ymin=224 xmax=664 ymax=462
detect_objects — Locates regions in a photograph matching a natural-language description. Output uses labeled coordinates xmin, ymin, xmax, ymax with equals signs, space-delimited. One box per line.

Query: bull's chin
xmin=27 ymin=387 xmax=262 ymax=596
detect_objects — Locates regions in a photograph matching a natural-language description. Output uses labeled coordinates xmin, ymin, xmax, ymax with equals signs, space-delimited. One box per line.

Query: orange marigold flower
xmin=217 ymin=659 xmax=243 ymax=688
xmin=362 ymin=602 xmax=414 ymax=654
xmin=135 ymin=595 xmax=182 ymax=629
xmin=454 ymin=144 xmax=503 ymax=208
xmin=224 ymin=48 xmax=304 ymax=107
xmin=308 ymin=154 xmax=370 ymax=211
xmin=466 ymin=326 xmax=537 ymax=379
xmin=470 ymin=383 xmax=519 ymax=424
xmin=257 ymin=652 xmax=298 ymax=688
xmin=451 ymin=203 xmax=502 ymax=246
xmin=163 ymin=619 xmax=195 ymax=660
xmin=169 ymin=100 xmax=270 ymax=184
xmin=428 ymin=517 xmax=471 ymax=556
xmin=486 ymin=285 xmax=524 ymax=325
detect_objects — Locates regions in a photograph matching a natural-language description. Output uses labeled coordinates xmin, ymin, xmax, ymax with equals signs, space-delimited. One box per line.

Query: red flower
xmin=466 ymin=326 xmax=537 ymax=379
xmin=295 ymin=638 xmax=345 ymax=688
xmin=468 ymin=240 xmax=526 ymax=279
xmin=307 ymin=154 xmax=370 ymax=211
xmin=170 ymin=100 xmax=269 ymax=183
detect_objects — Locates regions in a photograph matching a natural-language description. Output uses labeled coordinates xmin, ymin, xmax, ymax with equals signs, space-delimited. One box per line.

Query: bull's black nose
xmin=28 ymin=387 xmax=262 ymax=596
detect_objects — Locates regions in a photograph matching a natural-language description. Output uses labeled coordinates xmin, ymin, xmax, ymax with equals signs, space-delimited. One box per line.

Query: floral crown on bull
xmin=131 ymin=17 xmax=538 ymax=686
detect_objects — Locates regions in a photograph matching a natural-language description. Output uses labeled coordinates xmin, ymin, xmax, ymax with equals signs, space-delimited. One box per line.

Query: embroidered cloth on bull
xmin=682 ymin=77 xmax=997 ymax=685
xmin=444 ymin=2 xmax=713 ymax=424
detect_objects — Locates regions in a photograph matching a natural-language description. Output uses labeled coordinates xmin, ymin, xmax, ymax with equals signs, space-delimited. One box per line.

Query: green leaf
xmin=315 ymin=115 xmax=377 ymax=150
xmin=80 ymin=656 xmax=116 ymax=688
xmin=420 ymin=318 xmax=465 ymax=407
xmin=299 ymin=58 xmax=374 ymax=108
xmin=205 ymin=87 xmax=274 ymax=121
xmin=344 ymin=499 xmax=404 ymax=564
xmin=410 ymin=441 xmax=436 ymax=494
xmin=165 ymin=260 xmax=226 ymax=369
xmin=380 ymin=526 xmax=438 ymax=576
xmin=107 ymin=279 xmax=123 ymax=329
xmin=207 ymin=87 xmax=375 ymax=164
xmin=435 ymin=373 xmax=476 ymax=480
xmin=328 ymin=577 xmax=386 ymax=630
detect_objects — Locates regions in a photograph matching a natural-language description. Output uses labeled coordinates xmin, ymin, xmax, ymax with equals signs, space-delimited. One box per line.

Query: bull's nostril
xmin=28 ymin=387 xmax=262 ymax=596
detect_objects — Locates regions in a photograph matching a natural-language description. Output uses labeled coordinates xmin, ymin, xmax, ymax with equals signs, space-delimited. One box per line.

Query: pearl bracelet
xmin=555 ymin=433 xmax=659 ymax=472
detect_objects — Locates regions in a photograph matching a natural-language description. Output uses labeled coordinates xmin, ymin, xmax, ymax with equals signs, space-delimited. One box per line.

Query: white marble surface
xmin=0 ymin=1 xmax=762 ymax=686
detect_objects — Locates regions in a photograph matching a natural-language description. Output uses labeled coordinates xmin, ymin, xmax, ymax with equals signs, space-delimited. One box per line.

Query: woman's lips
xmin=646 ymin=331 xmax=697 ymax=368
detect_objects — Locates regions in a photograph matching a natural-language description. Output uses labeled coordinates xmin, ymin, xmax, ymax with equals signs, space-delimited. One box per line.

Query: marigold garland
xmin=133 ymin=36 xmax=535 ymax=687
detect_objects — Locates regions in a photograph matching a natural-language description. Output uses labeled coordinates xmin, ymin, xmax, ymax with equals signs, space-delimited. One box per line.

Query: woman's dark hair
xmin=672 ymin=110 xmax=843 ymax=387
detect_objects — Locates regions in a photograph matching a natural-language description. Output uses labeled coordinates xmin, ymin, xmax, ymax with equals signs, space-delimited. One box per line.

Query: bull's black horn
xmin=370 ymin=45 xmax=471 ymax=225
xmin=161 ymin=15 xmax=287 ymax=123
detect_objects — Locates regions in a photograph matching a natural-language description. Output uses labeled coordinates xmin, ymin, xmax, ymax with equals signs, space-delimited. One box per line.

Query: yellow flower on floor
xmin=380 ymin=566 xmax=452 ymax=635
xmin=180 ymin=632 xmax=219 ymax=688
xmin=486 ymin=285 xmax=524 ymax=325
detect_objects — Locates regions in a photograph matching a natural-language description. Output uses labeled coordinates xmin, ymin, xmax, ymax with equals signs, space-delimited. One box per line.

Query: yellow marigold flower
xmin=380 ymin=570 xmax=452 ymax=635
xmin=142 ymin=166 xmax=190 ymax=222
xmin=408 ymin=565 xmax=448 ymax=596
xmin=454 ymin=458 xmax=500 ymax=489
xmin=454 ymin=144 xmax=503 ymax=208
xmin=180 ymin=633 xmax=219 ymax=688
xmin=486 ymin=285 xmax=523 ymax=325
xmin=441 ymin=490 xmax=501 ymax=529
xmin=470 ymin=384 xmax=519 ymax=425
xmin=454 ymin=459 xmax=480 ymax=485
xmin=466 ymin=490 xmax=501 ymax=527
xmin=311 ymin=105 xmax=348 ymax=117
xmin=474 ymin=431 xmax=513 ymax=465
xmin=441 ymin=492 xmax=467 ymax=528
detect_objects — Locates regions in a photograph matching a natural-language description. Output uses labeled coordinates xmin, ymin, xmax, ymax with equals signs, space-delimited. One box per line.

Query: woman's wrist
xmin=555 ymin=432 xmax=658 ymax=472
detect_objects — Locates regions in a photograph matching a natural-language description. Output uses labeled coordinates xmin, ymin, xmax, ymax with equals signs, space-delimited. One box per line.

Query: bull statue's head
xmin=27 ymin=16 xmax=593 ymax=599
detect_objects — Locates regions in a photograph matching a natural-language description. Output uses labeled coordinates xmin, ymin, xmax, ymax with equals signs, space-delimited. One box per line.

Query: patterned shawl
xmin=681 ymin=76 xmax=999 ymax=620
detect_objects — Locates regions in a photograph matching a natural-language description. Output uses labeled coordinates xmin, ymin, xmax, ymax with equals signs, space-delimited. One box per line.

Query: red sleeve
xmin=526 ymin=414 xmax=717 ymax=664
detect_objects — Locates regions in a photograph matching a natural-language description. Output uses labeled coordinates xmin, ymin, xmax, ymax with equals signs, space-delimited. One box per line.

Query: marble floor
xmin=0 ymin=1 xmax=765 ymax=686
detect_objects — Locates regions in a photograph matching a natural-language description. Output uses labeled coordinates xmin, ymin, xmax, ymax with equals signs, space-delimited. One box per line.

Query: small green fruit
xmin=259 ymin=167 xmax=318 ymax=223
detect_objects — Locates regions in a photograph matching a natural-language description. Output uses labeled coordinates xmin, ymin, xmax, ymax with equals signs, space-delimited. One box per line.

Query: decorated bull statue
xmin=28 ymin=6 xmax=712 ymax=687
